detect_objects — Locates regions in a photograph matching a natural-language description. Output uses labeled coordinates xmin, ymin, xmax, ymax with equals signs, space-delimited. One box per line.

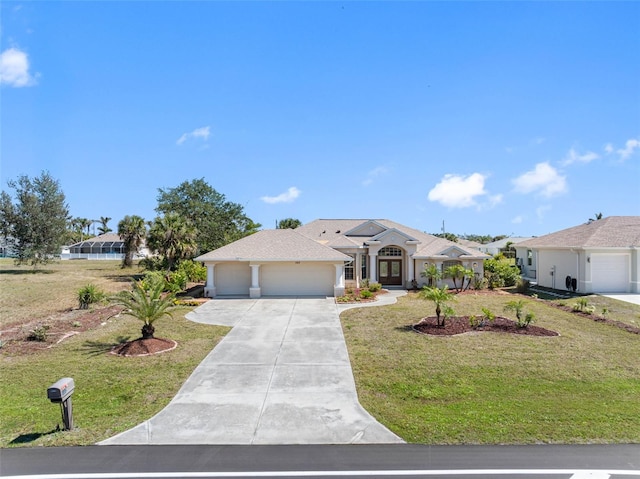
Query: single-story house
xmin=514 ymin=216 xmax=640 ymax=294
xmin=61 ymin=233 xmax=150 ymax=260
xmin=478 ymin=237 xmax=534 ymax=256
xmin=195 ymin=219 xmax=489 ymax=298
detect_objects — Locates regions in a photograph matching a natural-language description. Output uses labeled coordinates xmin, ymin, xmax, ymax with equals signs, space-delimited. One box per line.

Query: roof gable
xmin=343 ymin=220 xmax=387 ymax=237
xmin=368 ymin=227 xmax=418 ymax=243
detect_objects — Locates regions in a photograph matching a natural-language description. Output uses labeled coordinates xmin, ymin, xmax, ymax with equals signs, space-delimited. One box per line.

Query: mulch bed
xmin=110 ymin=338 xmax=177 ymax=357
xmin=413 ymin=316 xmax=559 ymax=337
xmin=0 ymin=305 xmax=125 ymax=355
xmin=554 ymin=305 xmax=640 ymax=335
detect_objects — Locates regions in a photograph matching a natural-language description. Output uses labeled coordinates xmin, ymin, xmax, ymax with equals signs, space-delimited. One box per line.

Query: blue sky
xmin=2 ymin=1 xmax=639 ymax=238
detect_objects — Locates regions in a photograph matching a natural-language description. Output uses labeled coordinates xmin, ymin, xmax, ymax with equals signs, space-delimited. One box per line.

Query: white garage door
xmin=261 ymin=263 xmax=335 ymax=296
xmin=216 ymin=263 xmax=251 ymax=295
xmin=591 ymin=254 xmax=629 ymax=293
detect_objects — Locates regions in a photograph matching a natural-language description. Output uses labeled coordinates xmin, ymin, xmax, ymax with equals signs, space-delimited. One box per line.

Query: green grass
xmin=0 ymin=259 xmax=139 ymax=328
xmin=0 ymin=258 xmax=228 ymax=447
xmin=0 ymin=310 xmax=229 ymax=447
xmin=341 ymin=291 xmax=640 ymax=444
xmin=553 ymin=294 xmax=640 ymax=328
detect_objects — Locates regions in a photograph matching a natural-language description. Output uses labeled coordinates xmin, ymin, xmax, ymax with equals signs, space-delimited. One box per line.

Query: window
xmin=527 ymin=250 xmax=533 ymax=266
xmin=344 ymin=255 xmax=355 ymax=280
xmin=379 ymin=246 xmax=402 ymax=257
xmin=442 ymin=260 xmax=462 ymax=272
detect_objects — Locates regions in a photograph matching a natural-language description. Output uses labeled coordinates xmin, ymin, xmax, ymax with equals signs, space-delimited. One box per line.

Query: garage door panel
xmin=592 ymin=254 xmax=629 ymax=293
xmin=261 ymin=263 xmax=334 ymax=296
xmin=216 ymin=263 xmax=251 ymax=295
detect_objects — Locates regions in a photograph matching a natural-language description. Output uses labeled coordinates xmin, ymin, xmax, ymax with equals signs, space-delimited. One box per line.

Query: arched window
xmin=379 ymin=246 xmax=402 ymax=257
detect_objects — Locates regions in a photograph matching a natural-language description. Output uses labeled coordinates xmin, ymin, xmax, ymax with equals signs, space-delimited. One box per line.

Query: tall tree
xmin=147 ymin=213 xmax=197 ymax=271
xmin=277 ymin=218 xmax=302 ymax=229
xmin=0 ymin=171 xmax=69 ymax=266
xmin=98 ymin=216 xmax=112 ymax=235
xmin=156 ymin=178 xmax=261 ymax=254
xmin=118 ymin=215 xmax=146 ymax=268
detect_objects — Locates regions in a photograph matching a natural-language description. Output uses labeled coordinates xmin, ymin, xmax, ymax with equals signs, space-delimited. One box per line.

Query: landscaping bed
xmin=413 ymin=316 xmax=559 ymax=336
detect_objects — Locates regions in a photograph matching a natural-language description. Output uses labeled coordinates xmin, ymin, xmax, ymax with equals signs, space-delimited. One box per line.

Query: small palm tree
xmin=113 ymin=281 xmax=175 ymax=339
xmin=419 ymin=285 xmax=455 ymax=327
xmin=421 ymin=264 xmax=442 ymax=287
xmin=444 ymin=264 xmax=466 ymax=292
xmin=504 ymin=299 xmax=526 ymax=322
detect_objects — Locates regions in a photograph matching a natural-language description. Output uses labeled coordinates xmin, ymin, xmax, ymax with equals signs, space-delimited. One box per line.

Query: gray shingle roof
xmin=296 ymin=219 xmax=489 ymax=259
xmin=195 ymin=229 xmax=351 ymax=262
xmin=517 ymin=216 xmax=640 ymax=248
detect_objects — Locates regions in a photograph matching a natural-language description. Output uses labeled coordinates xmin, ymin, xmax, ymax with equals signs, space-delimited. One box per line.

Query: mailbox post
xmin=47 ymin=377 xmax=75 ymax=431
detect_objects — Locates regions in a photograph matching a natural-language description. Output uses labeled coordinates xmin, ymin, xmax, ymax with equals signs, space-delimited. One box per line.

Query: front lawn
xmin=0 ymin=309 xmax=229 ymax=447
xmin=341 ymin=291 xmax=640 ymax=444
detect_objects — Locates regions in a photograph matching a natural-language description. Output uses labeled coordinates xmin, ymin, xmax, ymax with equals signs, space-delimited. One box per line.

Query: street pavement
xmin=100 ymin=293 xmax=406 ymax=445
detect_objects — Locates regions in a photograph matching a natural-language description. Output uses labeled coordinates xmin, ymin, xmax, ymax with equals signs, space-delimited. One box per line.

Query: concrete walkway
xmin=100 ymin=293 xmax=405 ymax=445
xmin=601 ymin=294 xmax=640 ymax=306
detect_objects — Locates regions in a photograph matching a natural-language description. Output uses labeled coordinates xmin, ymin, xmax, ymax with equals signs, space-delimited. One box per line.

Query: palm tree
xmin=147 ymin=213 xmax=197 ymax=271
xmin=462 ymin=267 xmax=475 ymax=291
xmin=277 ymin=218 xmax=302 ymax=229
xmin=504 ymin=299 xmax=526 ymax=322
xmin=421 ymin=263 xmax=441 ymax=287
xmin=112 ymin=280 xmax=174 ymax=339
xmin=98 ymin=216 xmax=112 ymax=235
xmin=419 ymin=285 xmax=455 ymax=327
xmin=118 ymin=215 xmax=146 ymax=268
xmin=443 ymin=264 xmax=466 ymax=292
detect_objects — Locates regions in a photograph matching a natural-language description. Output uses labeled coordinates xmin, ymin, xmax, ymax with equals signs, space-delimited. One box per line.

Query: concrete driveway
xmin=100 ymin=296 xmax=404 ymax=445
xmin=601 ymin=294 xmax=640 ymax=306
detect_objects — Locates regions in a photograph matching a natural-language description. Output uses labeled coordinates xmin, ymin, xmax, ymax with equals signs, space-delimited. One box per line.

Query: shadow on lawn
xmin=9 ymin=428 xmax=59 ymax=445
xmin=0 ymin=269 xmax=55 ymax=275
xmin=82 ymin=336 xmax=131 ymax=356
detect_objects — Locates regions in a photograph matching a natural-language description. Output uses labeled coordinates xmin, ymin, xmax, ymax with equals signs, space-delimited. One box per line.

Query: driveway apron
xmin=100 ymin=297 xmax=403 ymax=445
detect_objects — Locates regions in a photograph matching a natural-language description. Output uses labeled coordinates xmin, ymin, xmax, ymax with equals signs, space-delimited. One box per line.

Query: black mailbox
xmin=47 ymin=377 xmax=75 ymax=403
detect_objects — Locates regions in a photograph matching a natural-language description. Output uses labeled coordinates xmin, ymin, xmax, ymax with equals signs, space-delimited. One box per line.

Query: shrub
xmin=516 ymin=278 xmax=530 ymax=293
xmin=360 ymin=278 xmax=370 ymax=289
xmin=166 ymin=270 xmax=188 ymax=293
xmin=573 ymin=297 xmax=590 ymax=312
xmin=360 ymin=289 xmax=373 ymax=299
xmin=139 ymin=256 xmax=167 ymax=271
xmin=28 ymin=324 xmax=50 ymax=342
xmin=177 ymin=260 xmax=207 ymax=282
xmin=77 ymin=284 xmax=105 ymax=310
xmin=368 ymin=282 xmax=382 ymax=292
xmin=484 ymin=258 xmax=520 ymax=289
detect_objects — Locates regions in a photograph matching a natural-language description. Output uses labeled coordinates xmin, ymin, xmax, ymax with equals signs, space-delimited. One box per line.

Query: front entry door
xmin=378 ymin=259 xmax=402 ymax=285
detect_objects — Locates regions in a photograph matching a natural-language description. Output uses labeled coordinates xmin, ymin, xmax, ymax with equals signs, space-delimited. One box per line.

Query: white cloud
xmin=511 ymin=215 xmax=523 ymax=224
xmin=176 ymin=126 xmax=210 ymax=145
xmin=536 ymin=205 xmax=552 ymax=221
xmin=362 ymin=166 xmax=389 ymax=186
xmin=617 ymin=138 xmax=640 ymax=161
xmin=427 ymin=173 xmax=490 ymax=208
xmin=261 ymin=186 xmax=301 ymax=204
xmin=561 ymin=147 xmax=599 ymax=166
xmin=0 ymin=47 xmax=36 ymax=87
xmin=604 ymin=143 xmax=614 ymax=155
xmin=512 ymin=162 xmax=567 ymax=198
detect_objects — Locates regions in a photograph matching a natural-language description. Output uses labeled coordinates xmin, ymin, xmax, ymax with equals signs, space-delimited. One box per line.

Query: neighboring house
xmin=61 ymin=233 xmax=150 ymax=260
xmin=515 ymin=216 xmax=640 ymax=294
xmin=196 ymin=219 xmax=489 ymax=298
xmin=457 ymin=238 xmax=483 ymax=251
xmin=478 ymin=237 xmax=534 ymax=256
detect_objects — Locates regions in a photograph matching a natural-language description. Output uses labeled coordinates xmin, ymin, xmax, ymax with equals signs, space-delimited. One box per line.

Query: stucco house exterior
xmin=515 ymin=216 xmax=640 ymax=294
xmin=196 ymin=219 xmax=489 ymax=298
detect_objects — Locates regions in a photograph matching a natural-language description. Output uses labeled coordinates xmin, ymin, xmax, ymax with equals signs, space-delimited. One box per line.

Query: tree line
xmin=0 ymin=172 xmax=265 ymax=269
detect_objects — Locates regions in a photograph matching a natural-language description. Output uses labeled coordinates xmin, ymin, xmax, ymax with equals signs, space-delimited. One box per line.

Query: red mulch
xmin=413 ymin=316 xmax=559 ymax=337
xmin=110 ymin=338 xmax=177 ymax=357
xmin=554 ymin=305 xmax=640 ymax=335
